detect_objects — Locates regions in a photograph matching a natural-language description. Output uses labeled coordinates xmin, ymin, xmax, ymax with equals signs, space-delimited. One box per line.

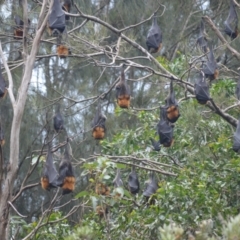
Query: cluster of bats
xmin=4 ymin=0 xmax=240 ymax=199
xmin=91 ymin=67 xmax=130 ymax=140
xmin=95 ymin=167 xmax=158 ymax=216
xmin=147 ymin=0 xmax=240 ymax=152
xmin=89 ymin=0 xmax=240 ymax=207
xmin=13 ymin=0 xmax=75 ymax=195
xmin=14 ymin=0 xmax=71 ymax=58
xmin=40 ymin=108 xmax=75 ymax=195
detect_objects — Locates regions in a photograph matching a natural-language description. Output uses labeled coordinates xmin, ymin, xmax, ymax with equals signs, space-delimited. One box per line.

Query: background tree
xmin=0 ymin=0 xmax=240 ymax=239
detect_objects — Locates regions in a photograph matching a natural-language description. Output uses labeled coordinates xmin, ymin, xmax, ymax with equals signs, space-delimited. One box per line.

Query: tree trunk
xmin=0 ymin=1 xmax=49 ymax=238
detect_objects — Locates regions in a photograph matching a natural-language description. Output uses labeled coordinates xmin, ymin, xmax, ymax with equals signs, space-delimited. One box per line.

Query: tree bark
xmin=0 ymin=1 xmax=49 ymax=239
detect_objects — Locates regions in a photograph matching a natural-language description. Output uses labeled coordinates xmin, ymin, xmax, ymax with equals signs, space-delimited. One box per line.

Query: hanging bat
xmin=146 ymin=13 xmax=162 ymax=53
xmin=14 ymin=15 xmax=30 ymax=39
xmin=53 ymin=104 xmax=64 ymax=133
xmin=0 ymin=65 xmax=7 ymax=99
xmin=116 ymin=67 xmax=131 ymax=108
xmin=202 ymin=45 xmax=219 ymax=81
xmin=113 ymin=169 xmax=123 ymax=188
xmin=143 ymin=172 xmax=158 ymax=199
xmin=92 ymin=102 xmax=107 ymax=140
xmin=41 ymin=142 xmax=59 ymax=191
xmin=48 ymin=0 xmax=66 ymax=36
xmin=236 ymin=76 xmax=240 ymax=100
xmin=128 ymin=166 xmax=140 ymax=194
xmin=164 ymin=80 xmax=180 ymax=123
xmin=56 ymin=138 xmax=75 ymax=194
xmin=194 ymin=71 xmax=211 ymax=104
xmin=233 ymin=117 xmax=240 ymax=153
xmin=157 ymin=107 xmax=174 ymax=147
xmin=150 ymin=138 xmax=160 ymax=151
xmin=95 ymin=182 xmax=110 ymax=196
xmin=224 ymin=0 xmax=238 ymax=39
xmin=62 ymin=0 xmax=72 ymax=21
xmin=196 ymin=19 xmax=209 ymax=53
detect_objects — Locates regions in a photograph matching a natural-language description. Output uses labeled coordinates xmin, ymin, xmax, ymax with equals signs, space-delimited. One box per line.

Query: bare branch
xmin=0 ymin=43 xmax=15 ymax=104
xmin=8 ymin=201 xmax=27 ymax=218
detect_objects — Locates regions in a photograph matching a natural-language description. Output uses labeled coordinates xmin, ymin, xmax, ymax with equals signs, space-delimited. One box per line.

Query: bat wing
xmin=14 ymin=15 xmax=24 ymax=27
xmin=143 ymin=178 xmax=158 ymax=197
xmin=48 ymin=13 xmax=65 ymax=30
xmin=48 ymin=0 xmax=65 ymax=31
xmin=194 ymin=73 xmax=210 ymax=103
xmin=233 ymin=118 xmax=240 ymax=152
xmin=146 ymin=26 xmax=162 ymax=50
xmin=233 ymin=134 xmax=240 ymax=152
xmin=113 ymin=169 xmax=123 ymax=188
xmin=92 ymin=105 xmax=106 ymax=128
xmin=56 ymin=140 xmax=75 ymax=193
xmin=197 ymin=36 xmax=208 ymax=53
xmin=150 ymin=138 xmax=160 ymax=151
xmin=92 ymin=111 xmax=99 ymax=127
xmin=116 ymin=67 xmax=131 ymax=96
xmin=57 ymin=156 xmax=74 ymax=187
xmin=203 ymin=46 xmax=217 ymax=76
xmin=46 ymin=152 xmax=58 ymax=185
xmin=197 ymin=20 xmax=209 ymax=53
xmin=203 ymin=64 xmax=213 ymax=75
xmin=116 ymin=82 xmax=130 ymax=96
xmin=128 ymin=171 xmax=140 ymax=194
xmin=56 ymin=161 xmax=69 ymax=186
xmin=203 ymin=60 xmax=215 ymax=75
xmin=0 ymin=69 xmax=6 ymax=96
xmin=166 ymin=91 xmax=178 ymax=106
xmin=54 ymin=112 xmax=64 ymax=131
xmin=224 ymin=0 xmax=238 ymax=38
xmin=42 ymin=144 xmax=58 ymax=187
xmin=158 ymin=120 xmax=173 ymax=145
xmin=236 ymin=78 xmax=240 ymax=100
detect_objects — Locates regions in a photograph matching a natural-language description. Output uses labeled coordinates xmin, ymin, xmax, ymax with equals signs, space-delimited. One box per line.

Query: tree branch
xmin=0 ymin=43 xmax=15 ymax=105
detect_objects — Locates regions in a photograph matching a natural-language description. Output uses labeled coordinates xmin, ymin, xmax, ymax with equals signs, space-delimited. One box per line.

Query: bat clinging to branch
xmin=92 ymin=102 xmax=107 ymax=140
xmin=202 ymin=45 xmax=219 ymax=81
xmin=196 ymin=19 xmax=209 ymax=53
xmin=56 ymin=138 xmax=75 ymax=195
xmin=116 ymin=67 xmax=131 ymax=108
xmin=146 ymin=14 xmax=162 ymax=53
xmin=48 ymin=0 xmax=66 ymax=36
xmin=224 ymin=0 xmax=238 ymax=39
xmin=41 ymin=142 xmax=58 ymax=191
xmin=157 ymin=108 xmax=174 ymax=148
xmin=164 ymin=80 xmax=180 ymax=123
xmin=128 ymin=166 xmax=140 ymax=194
xmin=194 ymin=71 xmax=211 ymax=105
